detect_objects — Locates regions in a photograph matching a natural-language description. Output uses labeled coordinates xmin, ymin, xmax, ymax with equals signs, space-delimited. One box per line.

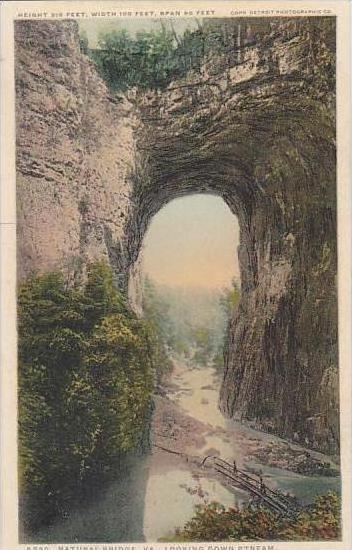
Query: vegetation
xmin=219 ymin=278 xmax=241 ymax=318
xmin=142 ymin=277 xmax=240 ymax=369
xmin=18 ymin=263 xmax=159 ymax=530
xmin=86 ymin=20 xmax=255 ymax=92
xmin=88 ymin=21 xmax=245 ymax=92
xmin=168 ymin=492 xmax=340 ymax=541
xmin=91 ymin=26 xmax=177 ymax=91
xmin=142 ymin=277 xmax=173 ymax=383
xmin=192 ymin=326 xmax=214 ymax=365
xmin=88 ymin=18 xmax=237 ymax=92
xmin=86 ymin=17 xmax=286 ymax=93
xmin=83 ymin=18 xmax=335 ymax=96
xmin=213 ymin=278 xmax=240 ymax=372
xmin=18 ymin=266 xmax=240 ymax=531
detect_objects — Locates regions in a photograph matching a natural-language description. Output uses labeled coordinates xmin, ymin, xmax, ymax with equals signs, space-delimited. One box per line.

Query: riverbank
xmin=144 ymin=356 xmax=340 ymax=541
xmin=27 ymin=355 xmax=340 ymax=544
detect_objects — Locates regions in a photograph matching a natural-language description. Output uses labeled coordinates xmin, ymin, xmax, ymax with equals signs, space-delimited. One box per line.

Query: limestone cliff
xmin=15 ymin=19 xmax=338 ymax=453
xmin=15 ymin=21 xmax=139 ymax=292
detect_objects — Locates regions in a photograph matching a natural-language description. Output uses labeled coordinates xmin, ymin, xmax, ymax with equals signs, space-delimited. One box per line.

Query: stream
xmin=144 ymin=358 xmax=341 ymax=541
xmin=31 ymin=357 xmax=340 ymax=544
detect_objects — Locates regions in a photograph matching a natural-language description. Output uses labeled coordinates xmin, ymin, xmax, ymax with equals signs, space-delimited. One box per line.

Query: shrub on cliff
xmin=18 ymin=262 xmax=157 ymax=530
xmin=90 ymin=27 xmax=177 ymax=91
xmin=213 ymin=278 xmax=240 ymax=372
xmin=88 ymin=24 xmax=210 ymax=92
xmin=86 ymin=18 xmax=335 ymax=100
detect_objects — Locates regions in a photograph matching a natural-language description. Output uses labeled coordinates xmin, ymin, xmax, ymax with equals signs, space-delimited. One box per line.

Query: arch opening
xmin=136 ymin=193 xmax=241 ymax=383
xmin=142 ymin=194 xmax=240 ymax=290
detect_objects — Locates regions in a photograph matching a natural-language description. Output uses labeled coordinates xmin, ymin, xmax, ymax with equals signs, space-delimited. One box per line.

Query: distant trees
xmin=142 ymin=277 xmax=241 ymax=369
xmin=142 ymin=277 xmax=191 ymax=359
xmin=18 ymin=263 xmax=157 ymax=531
xmin=219 ymin=277 xmax=241 ymax=319
xmin=142 ymin=277 xmax=173 ymax=382
xmin=192 ymin=326 xmax=214 ymax=365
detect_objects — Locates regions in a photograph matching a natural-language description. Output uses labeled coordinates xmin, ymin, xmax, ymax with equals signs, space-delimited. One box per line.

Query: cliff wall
xmin=15 ymin=21 xmax=139 ymax=291
xmin=15 ymin=19 xmax=338 ymax=453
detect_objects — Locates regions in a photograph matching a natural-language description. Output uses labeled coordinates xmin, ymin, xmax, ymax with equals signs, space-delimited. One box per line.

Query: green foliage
xmin=219 ymin=278 xmax=241 ymax=319
xmin=86 ymin=18 xmax=335 ymax=100
xmin=213 ymin=278 xmax=241 ymax=372
xmin=142 ymin=278 xmax=241 ymax=370
xmin=142 ymin=277 xmax=173 ymax=382
xmin=191 ymin=326 xmax=213 ymax=365
xmin=90 ymin=27 xmax=177 ymax=92
xmin=170 ymin=492 xmax=341 ymax=541
xmin=84 ymin=261 xmax=128 ymax=326
xmin=86 ymin=314 xmax=155 ymax=454
xmin=18 ymin=263 xmax=156 ymax=530
xmin=88 ymin=23 xmax=221 ymax=92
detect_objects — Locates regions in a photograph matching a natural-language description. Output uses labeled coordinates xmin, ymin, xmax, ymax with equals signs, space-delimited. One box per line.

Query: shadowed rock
xmin=15 ymin=18 xmax=338 ymax=453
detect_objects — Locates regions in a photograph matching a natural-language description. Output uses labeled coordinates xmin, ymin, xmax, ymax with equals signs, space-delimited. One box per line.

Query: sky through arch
xmin=141 ymin=194 xmax=240 ymax=290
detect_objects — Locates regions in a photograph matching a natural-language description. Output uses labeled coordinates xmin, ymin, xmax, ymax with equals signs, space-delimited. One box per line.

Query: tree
xmin=18 ymin=273 xmax=90 ymax=527
xmin=192 ymin=326 xmax=213 ymax=365
xmin=91 ymin=27 xmax=177 ymax=92
xmin=84 ymin=261 xmax=128 ymax=328
xmin=79 ymin=30 xmax=89 ymax=54
xmin=212 ymin=279 xmax=241 ymax=373
xmin=219 ymin=278 xmax=241 ymax=319
xmin=142 ymin=277 xmax=173 ymax=381
xmin=18 ymin=263 xmax=160 ymax=532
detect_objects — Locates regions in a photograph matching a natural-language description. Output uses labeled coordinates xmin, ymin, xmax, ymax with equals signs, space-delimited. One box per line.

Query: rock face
xmin=15 ymin=19 xmax=338 ymax=453
xmin=15 ymin=21 xmax=139 ymax=291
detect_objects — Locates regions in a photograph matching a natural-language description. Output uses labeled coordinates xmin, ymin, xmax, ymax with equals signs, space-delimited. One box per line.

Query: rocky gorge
xmin=15 ymin=17 xmax=338 ymax=455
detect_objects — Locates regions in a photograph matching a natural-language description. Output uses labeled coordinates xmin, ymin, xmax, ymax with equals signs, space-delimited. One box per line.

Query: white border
xmin=0 ymin=2 xmax=351 ymax=549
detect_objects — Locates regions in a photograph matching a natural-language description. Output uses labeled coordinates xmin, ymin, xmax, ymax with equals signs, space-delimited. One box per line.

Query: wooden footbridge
xmin=153 ymin=444 xmax=299 ymax=516
xmin=202 ymin=456 xmax=299 ymax=517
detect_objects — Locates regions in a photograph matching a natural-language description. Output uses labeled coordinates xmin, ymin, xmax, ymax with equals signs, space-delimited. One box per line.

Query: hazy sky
xmin=142 ymin=195 xmax=240 ymax=290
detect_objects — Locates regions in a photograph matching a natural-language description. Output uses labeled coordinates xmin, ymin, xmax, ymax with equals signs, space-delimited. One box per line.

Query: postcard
xmin=0 ymin=1 xmax=351 ymax=550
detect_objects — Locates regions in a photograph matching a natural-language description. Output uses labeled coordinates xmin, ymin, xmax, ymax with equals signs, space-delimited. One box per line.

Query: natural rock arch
xmin=123 ymin=18 xmax=337 ymax=453
xmin=15 ymin=18 xmax=338 ymax=453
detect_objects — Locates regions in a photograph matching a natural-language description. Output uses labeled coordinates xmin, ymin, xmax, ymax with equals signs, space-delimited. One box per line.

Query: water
xmin=171 ymin=365 xmax=227 ymax=428
xmin=143 ymin=360 xmax=340 ymax=541
xmin=29 ymin=455 xmax=149 ymax=543
xmin=143 ymin=469 xmax=245 ymax=541
xmin=29 ymin=359 xmax=340 ymax=543
xmin=143 ymin=361 xmax=253 ymax=541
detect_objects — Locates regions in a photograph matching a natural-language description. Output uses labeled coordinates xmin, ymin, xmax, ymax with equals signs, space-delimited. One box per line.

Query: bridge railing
xmin=202 ymin=455 xmax=298 ymax=516
xmin=214 ymin=457 xmax=295 ymax=507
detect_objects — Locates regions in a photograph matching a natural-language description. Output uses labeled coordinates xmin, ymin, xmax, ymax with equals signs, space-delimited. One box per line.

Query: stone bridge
xmin=15 ymin=18 xmax=338 ymax=452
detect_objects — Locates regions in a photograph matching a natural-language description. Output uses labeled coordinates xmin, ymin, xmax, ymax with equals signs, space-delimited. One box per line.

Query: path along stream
xmin=32 ymin=357 xmax=340 ymax=543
